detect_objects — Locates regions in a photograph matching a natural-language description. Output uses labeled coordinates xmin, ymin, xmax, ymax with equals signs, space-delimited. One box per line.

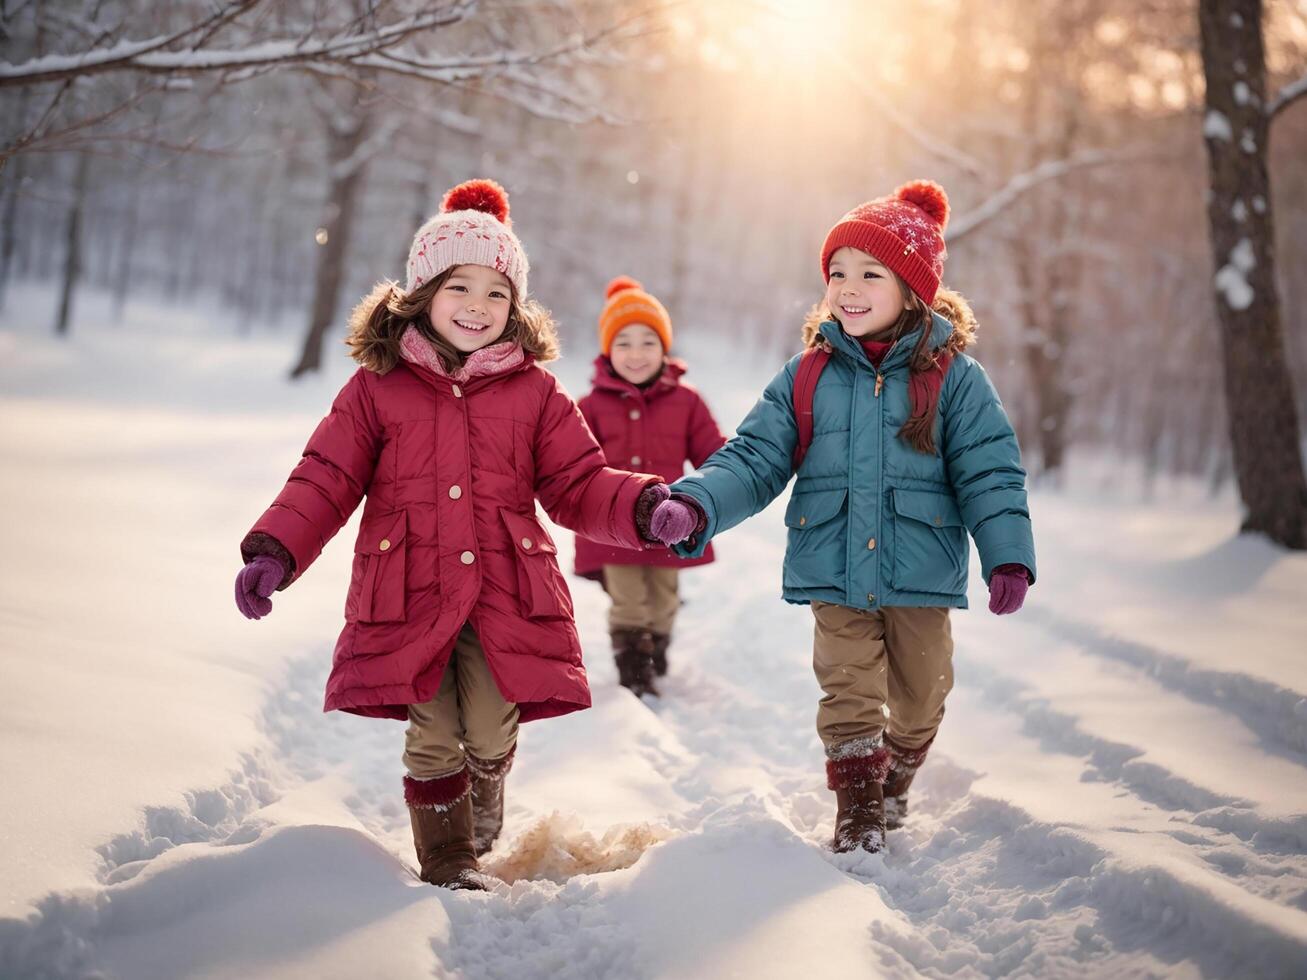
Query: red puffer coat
xmin=242 ymin=349 xmax=660 ymax=723
xmin=574 ymin=356 xmax=726 ymax=576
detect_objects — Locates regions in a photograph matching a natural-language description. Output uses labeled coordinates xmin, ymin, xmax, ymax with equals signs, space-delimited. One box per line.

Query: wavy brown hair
xmin=346 ymin=269 xmax=560 ymax=374
xmin=800 ymin=274 xmax=978 ymax=454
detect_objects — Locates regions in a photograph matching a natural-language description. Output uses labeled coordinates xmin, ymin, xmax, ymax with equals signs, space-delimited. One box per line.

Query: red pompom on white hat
xmin=894 ymin=180 xmax=949 ymax=230
xmin=605 ymin=275 xmax=643 ymax=299
xmin=406 ymin=178 xmax=528 ymax=295
xmin=441 ymin=179 xmax=511 ymax=226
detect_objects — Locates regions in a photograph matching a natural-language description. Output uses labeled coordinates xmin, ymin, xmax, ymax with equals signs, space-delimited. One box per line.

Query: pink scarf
xmin=399 ymin=326 xmax=526 ymax=383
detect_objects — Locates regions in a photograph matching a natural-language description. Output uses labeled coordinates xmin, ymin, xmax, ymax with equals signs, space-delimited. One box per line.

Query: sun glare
xmin=763 ymin=0 xmax=831 ymax=63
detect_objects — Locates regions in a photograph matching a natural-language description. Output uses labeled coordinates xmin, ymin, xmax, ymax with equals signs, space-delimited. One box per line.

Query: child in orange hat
xmin=575 ymin=277 xmax=726 ymax=697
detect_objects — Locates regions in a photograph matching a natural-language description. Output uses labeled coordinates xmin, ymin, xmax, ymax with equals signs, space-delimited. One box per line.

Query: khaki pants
xmin=604 ymin=564 xmax=680 ymax=635
xmin=403 ymin=623 xmax=519 ymax=778
xmin=810 ymin=600 xmax=954 ymax=754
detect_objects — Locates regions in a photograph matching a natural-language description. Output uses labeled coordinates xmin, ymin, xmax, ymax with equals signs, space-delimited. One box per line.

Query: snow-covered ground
xmin=3 ymin=282 xmax=1306 ymax=979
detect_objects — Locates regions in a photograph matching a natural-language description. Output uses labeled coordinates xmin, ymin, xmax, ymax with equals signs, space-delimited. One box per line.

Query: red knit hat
xmin=598 ymin=276 xmax=673 ymax=355
xmin=820 ymin=180 xmax=950 ymax=304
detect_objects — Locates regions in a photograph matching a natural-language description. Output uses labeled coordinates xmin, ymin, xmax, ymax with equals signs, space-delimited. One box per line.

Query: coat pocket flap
xmin=893 ymin=489 xmax=964 ymax=528
xmin=500 ymin=508 xmax=558 ymax=555
xmin=784 ymin=488 xmax=848 ymax=529
xmin=355 ymin=510 xmax=407 ymax=555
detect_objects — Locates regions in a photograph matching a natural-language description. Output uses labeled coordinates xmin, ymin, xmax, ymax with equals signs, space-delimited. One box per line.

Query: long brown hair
xmin=345 ymin=269 xmax=560 ymax=374
xmin=800 ymin=274 xmax=978 ymax=455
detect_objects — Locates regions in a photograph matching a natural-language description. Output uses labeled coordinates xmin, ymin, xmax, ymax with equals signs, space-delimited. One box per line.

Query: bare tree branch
xmin=1 ymin=79 xmax=169 ymax=163
xmin=1267 ymin=69 xmax=1307 ymax=120
xmin=0 ymin=0 xmax=266 ymax=87
xmin=0 ymin=1 xmax=475 ymax=87
xmin=947 ymin=147 xmax=1179 ymax=245
xmin=347 ymin=3 xmax=661 ymax=80
xmin=829 ymin=51 xmax=988 ymax=181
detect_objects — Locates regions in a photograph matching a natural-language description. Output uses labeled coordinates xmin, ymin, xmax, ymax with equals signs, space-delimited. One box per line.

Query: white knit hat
xmin=404 ymin=179 xmax=529 ymax=297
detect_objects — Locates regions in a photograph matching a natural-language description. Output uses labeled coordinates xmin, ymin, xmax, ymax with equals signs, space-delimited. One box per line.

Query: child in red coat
xmin=234 ymin=183 xmax=672 ymax=890
xmin=574 ymin=277 xmax=726 ymax=697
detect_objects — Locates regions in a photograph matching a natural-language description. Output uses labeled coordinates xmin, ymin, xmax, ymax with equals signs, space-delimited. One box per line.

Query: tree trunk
xmin=55 ymin=152 xmax=91 ymax=336
xmin=667 ymin=59 xmax=704 ymax=319
xmin=1198 ymin=0 xmax=1307 ymax=548
xmin=1013 ymin=237 xmax=1072 ymax=478
xmin=397 ymin=173 xmax=431 ymax=282
xmin=290 ymin=115 xmax=370 ymax=378
xmin=0 ymin=151 xmax=24 ymax=309
xmin=112 ymin=168 xmax=144 ymax=321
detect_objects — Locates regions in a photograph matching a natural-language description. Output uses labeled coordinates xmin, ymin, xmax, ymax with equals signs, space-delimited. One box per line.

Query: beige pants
xmin=810 ymin=600 xmax=954 ymax=753
xmin=403 ymin=623 xmax=519 ymax=778
xmin=604 ymin=564 xmax=680 ymax=635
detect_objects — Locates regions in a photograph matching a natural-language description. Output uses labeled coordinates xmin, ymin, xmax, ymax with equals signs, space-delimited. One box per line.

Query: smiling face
xmin=609 ymin=323 xmax=665 ymax=385
xmin=825 ymin=247 xmax=910 ymax=339
xmin=427 ymin=264 xmax=513 ymax=354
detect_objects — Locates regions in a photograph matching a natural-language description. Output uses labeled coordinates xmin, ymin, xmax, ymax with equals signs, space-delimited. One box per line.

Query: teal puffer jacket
xmin=671 ymin=304 xmax=1035 ymax=610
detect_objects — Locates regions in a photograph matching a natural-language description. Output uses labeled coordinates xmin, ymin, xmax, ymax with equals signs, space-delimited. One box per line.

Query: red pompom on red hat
xmin=895 ymin=180 xmax=949 ymax=230
xmin=819 ymin=178 xmax=951 ymax=304
xmin=605 ymin=275 xmax=643 ymax=299
xmin=441 ymin=178 xmax=510 ymax=226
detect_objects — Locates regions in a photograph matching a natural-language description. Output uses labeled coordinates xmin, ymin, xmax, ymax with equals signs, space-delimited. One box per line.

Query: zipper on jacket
xmin=872 ymin=334 xmax=903 ymax=398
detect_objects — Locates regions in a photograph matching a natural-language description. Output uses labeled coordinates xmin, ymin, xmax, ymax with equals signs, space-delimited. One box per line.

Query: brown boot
xmin=403 ymin=770 xmax=487 ymax=890
xmin=612 ymin=628 xmax=659 ymax=697
xmin=650 ymin=632 xmax=671 ymax=677
xmin=825 ymin=738 xmax=893 ymax=854
xmin=883 ymin=736 xmax=933 ymax=831
xmin=466 ymin=746 xmax=515 ymax=857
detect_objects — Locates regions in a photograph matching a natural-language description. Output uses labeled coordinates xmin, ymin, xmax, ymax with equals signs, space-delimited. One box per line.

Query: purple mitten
xmin=635 ymin=483 xmax=671 ymax=542
xmin=988 ymin=564 xmax=1030 ymax=615
xmin=649 ymin=499 xmax=700 ymax=547
xmin=235 ymin=555 xmax=285 ymax=620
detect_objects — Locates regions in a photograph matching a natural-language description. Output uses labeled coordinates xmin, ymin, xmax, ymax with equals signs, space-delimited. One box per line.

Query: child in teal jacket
xmin=646 ymin=180 xmax=1036 ymax=854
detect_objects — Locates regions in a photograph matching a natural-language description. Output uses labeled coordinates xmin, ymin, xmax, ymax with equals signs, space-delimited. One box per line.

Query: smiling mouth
xmin=454 ymin=319 xmax=490 ymax=333
xmin=840 ymin=305 xmax=870 ymax=317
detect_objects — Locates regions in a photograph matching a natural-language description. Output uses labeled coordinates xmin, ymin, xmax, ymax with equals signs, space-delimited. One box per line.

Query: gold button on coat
xmin=452 ymin=384 xmax=463 ymax=398
xmin=631 ymin=455 xmax=641 ymax=465
xmin=867 ymin=537 xmax=876 ymax=550
xmin=460 ymin=551 xmax=474 ymax=565
xmin=799 ymin=516 xmax=807 ymax=526
xmin=379 ymin=539 xmax=391 ymax=551
xmin=521 ymin=538 xmax=533 ymax=549
xmin=448 ymin=485 xmax=462 ymax=499
xmin=629 ymin=409 xmax=640 ymax=420
xmin=933 ymin=516 xmax=943 ymax=526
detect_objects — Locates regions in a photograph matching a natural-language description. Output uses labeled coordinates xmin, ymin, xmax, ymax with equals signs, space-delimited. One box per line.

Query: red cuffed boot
xmin=825 ymin=737 xmax=893 ymax=854
xmin=404 ymin=768 xmax=488 ymax=890
xmin=466 ymin=745 xmax=515 ymax=857
xmin=883 ymin=735 xmax=933 ymax=830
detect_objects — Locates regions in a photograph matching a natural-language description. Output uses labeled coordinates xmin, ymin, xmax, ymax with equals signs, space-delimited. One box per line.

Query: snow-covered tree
xmin=1199 ymin=0 xmax=1307 ymax=548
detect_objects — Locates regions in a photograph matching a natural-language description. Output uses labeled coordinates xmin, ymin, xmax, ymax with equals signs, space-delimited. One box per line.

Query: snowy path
xmin=3 ymin=292 xmax=1307 ymax=978
xmin=8 ymin=495 xmax=1307 ymax=978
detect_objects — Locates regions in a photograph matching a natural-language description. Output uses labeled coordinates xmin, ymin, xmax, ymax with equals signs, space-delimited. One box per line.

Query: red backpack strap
xmin=792 ymin=345 xmax=831 ymax=471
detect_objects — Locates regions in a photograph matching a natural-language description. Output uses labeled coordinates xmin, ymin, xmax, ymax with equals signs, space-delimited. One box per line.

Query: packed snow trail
xmin=10 ymin=492 xmax=1306 ymax=979
xmin=2 ymin=291 xmax=1306 ymax=978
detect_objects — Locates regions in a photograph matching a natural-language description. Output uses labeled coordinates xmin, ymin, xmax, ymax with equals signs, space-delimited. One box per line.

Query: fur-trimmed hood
xmin=932 ymin=286 xmax=977 ymax=356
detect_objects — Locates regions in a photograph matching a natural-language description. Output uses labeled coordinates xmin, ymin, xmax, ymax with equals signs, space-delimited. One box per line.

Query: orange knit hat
xmin=598 ymin=276 xmax=673 ymax=355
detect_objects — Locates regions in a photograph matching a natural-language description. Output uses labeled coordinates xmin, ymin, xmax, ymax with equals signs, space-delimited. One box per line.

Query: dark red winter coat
xmin=574 ymin=356 xmax=726 ymax=576
xmin=242 ymin=347 xmax=660 ymax=723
